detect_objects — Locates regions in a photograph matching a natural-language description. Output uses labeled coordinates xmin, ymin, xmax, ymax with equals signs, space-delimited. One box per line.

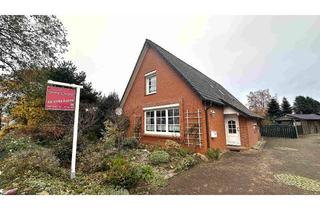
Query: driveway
xmin=153 ymin=135 xmax=320 ymax=194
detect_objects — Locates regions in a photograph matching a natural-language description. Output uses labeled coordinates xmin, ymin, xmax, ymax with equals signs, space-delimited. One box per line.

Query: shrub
xmin=0 ymin=147 xmax=62 ymax=185
xmin=135 ymin=164 xmax=155 ymax=183
xmin=100 ymin=156 xmax=112 ymax=172
xmin=133 ymin=117 xmax=142 ymax=140
xmin=20 ymin=174 xmax=72 ymax=195
xmin=122 ymin=137 xmax=139 ymax=150
xmin=136 ymin=165 xmax=166 ymax=187
xmin=78 ymin=142 xmax=116 ymax=173
xmin=178 ymin=147 xmax=189 ymax=157
xmin=163 ymin=140 xmax=190 ymax=157
xmin=51 ymin=134 xmax=91 ymax=167
xmin=148 ymin=172 xmax=166 ymax=187
xmin=176 ymin=155 xmax=198 ymax=171
xmin=0 ymin=125 xmax=21 ymax=140
xmin=128 ymin=164 xmax=166 ymax=189
xmin=5 ymin=172 xmax=129 ymax=195
xmin=206 ymin=148 xmax=222 ymax=160
xmin=103 ymin=115 xmax=130 ymax=150
xmin=53 ymin=136 xmax=73 ymax=167
xmin=30 ymin=131 xmax=54 ymax=146
xmin=0 ymin=133 xmax=36 ymax=158
xmin=104 ymin=137 xmax=116 ymax=149
xmin=84 ymin=131 xmax=99 ymax=142
xmin=149 ymin=150 xmax=170 ymax=165
xmin=164 ymin=140 xmax=181 ymax=150
xmin=104 ymin=155 xmax=140 ymax=189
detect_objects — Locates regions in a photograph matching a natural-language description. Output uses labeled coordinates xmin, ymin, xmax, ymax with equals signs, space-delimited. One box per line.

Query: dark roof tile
xmin=146 ymin=39 xmax=262 ymax=119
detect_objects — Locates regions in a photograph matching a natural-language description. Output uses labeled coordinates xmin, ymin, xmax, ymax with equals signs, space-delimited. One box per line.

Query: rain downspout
xmin=205 ymin=102 xmax=211 ymax=149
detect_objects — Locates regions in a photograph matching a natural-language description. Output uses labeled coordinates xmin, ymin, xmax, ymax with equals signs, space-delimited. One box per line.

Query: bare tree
xmin=247 ymin=89 xmax=272 ymax=116
xmin=78 ymin=104 xmax=99 ymax=134
xmin=0 ymin=15 xmax=68 ymax=73
xmin=46 ymin=103 xmax=99 ymax=137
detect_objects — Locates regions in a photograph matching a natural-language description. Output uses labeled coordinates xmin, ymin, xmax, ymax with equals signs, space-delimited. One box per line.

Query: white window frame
xmin=145 ymin=110 xmax=155 ymax=132
xmin=143 ymin=104 xmax=180 ymax=137
xmin=145 ymin=70 xmax=157 ymax=95
xmin=227 ymin=120 xmax=237 ymax=134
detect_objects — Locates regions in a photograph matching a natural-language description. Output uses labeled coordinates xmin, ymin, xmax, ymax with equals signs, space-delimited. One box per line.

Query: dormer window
xmin=145 ymin=70 xmax=157 ymax=95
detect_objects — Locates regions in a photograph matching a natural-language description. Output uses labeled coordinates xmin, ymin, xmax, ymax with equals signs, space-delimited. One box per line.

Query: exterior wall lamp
xmin=210 ymin=110 xmax=216 ymax=118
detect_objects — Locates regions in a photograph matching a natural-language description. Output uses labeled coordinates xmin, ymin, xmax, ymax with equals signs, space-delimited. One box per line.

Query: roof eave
xmin=203 ymin=99 xmax=263 ymax=119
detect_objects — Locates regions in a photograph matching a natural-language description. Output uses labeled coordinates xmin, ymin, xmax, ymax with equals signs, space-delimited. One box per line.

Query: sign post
xmin=46 ymin=80 xmax=83 ymax=179
xmin=71 ymin=85 xmax=81 ymax=179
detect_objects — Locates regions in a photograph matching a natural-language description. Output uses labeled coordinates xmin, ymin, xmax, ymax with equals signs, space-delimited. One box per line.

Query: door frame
xmin=224 ymin=114 xmax=241 ymax=146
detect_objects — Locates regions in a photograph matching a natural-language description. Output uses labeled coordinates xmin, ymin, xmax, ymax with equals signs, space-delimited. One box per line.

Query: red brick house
xmin=120 ymin=39 xmax=262 ymax=153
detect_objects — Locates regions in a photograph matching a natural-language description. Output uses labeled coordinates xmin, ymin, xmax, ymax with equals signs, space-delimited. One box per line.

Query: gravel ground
xmin=153 ymin=134 xmax=320 ymax=195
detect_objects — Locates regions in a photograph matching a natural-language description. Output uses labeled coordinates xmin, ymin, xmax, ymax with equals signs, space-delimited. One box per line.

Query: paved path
xmin=153 ymin=135 xmax=320 ymax=194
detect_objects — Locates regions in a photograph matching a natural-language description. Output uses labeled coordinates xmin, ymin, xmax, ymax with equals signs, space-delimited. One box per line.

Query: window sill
xmin=145 ymin=92 xmax=157 ymax=96
xmin=143 ymin=132 xmax=180 ymax=138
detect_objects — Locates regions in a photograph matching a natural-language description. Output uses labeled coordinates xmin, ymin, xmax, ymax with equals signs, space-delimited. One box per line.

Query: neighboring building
xmin=275 ymin=114 xmax=320 ymax=134
xmin=120 ymin=39 xmax=262 ymax=153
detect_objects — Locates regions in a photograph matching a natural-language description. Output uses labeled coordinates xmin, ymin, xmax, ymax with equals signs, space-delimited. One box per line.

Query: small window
xmin=228 ymin=120 xmax=237 ymax=134
xmin=146 ymin=72 xmax=156 ymax=95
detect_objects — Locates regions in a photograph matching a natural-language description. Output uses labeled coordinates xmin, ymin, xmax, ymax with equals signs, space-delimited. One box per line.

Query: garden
xmin=0 ymin=117 xmax=223 ymax=195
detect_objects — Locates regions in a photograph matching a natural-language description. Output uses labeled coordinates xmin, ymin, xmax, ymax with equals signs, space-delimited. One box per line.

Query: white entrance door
xmin=224 ymin=115 xmax=241 ymax=146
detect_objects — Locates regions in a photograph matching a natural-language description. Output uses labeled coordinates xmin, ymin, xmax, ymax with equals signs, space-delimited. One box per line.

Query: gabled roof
xmin=121 ymin=39 xmax=262 ymax=119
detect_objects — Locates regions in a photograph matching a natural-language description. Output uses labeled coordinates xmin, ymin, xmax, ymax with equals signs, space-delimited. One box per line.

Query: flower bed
xmin=0 ymin=133 xmax=201 ymax=195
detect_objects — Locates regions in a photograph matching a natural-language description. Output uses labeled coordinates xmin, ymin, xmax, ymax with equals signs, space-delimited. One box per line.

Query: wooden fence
xmin=260 ymin=124 xmax=298 ymax=138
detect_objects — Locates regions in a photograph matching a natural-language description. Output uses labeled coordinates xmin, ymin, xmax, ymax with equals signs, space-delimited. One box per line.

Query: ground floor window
xmin=144 ymin=106 xmax=180 ymax=136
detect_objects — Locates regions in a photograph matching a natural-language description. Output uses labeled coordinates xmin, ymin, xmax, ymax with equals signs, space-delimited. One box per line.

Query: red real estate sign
xmin=45 ymin=86 xmax=76 ymax=111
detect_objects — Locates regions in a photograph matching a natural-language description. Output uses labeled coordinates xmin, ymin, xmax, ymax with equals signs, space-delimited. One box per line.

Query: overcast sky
xmin=60 ymin=15 xmax=320 ymax=106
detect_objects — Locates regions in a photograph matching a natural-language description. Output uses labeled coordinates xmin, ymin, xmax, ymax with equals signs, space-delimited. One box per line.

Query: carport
xmin=275 ymin=114 xmax=320 ymax=135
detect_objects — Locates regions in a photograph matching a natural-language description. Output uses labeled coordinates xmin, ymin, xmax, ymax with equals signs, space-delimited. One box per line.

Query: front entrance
xmin=224 ymin=115 xmax=241 ymax=146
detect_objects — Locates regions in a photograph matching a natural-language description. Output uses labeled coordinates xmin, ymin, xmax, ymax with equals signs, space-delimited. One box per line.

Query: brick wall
xmin=207 ymin=106 xmax=227 ymax=150
xmin=239 ymin=116 xmax=249 ymax=147
xmin=122 ymin=46 xmax=260 ymax=153
xmin=239 ymin=116 xmax=261 ymax=148
xmin=246 ymin=119 xmax=261 ymax=147
xmin=122 ymin=47 xmax=208 ymax=153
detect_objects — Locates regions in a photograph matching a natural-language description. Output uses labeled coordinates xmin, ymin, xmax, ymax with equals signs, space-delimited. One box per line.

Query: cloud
xmin=189 ymin=16 xmax=320 ymax=103
xmin=60 ymin=15 xmax=320 ymax=105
